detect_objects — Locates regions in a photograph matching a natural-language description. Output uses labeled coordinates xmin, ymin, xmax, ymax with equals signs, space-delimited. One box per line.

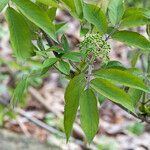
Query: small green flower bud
xmin=80 ymin=33 xmax=111 ymax=64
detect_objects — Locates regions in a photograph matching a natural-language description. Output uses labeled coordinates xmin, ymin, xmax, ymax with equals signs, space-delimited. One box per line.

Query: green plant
xmin=97 ymin=136 xmax=119 ymax=150
xmin=1 ymin=0 xmax=150 ymax=143
xmin=0 ymin=104 xmax=16 ymax=127
xmin=127 ymin=122 xmax=145 ymax=136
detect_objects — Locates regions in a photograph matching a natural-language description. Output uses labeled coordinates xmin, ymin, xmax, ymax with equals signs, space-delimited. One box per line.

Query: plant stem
xmin=86 ymin=64 xmax=93 ymax=89
xmin=69 ymin=60 xmax=81 ymax=73
xmin=81 ymin=64 xmax=89 ymax=73
xmin=42 ymin=31 xmax=59 ymax=57
xmin=42 ymin=31 xmax=76 ymax=77
xmin=114 ymin=102 xmax=150 ymax=124
xmin=143 ymin=99 xmax=150 ymax=105
xmin=105 ymin=24 xmax=119 ymax=41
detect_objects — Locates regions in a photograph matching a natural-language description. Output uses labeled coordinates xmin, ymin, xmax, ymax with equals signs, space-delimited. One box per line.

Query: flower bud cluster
xmin=80 ymin=33 xmax=111 ymax=63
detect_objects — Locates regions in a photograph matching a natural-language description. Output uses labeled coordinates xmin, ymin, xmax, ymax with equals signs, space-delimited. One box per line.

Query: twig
xmin=15 ymin=108 xmax=65 ymax=136
xmin=28 ymin=87 xmax=58 ymax=113
xmin=105 ymin=25 xmax=119 ymax=41
xmin=114 ymin=102 xmax=150 ymax=124
xmin=29 ymin=87 xmax=85 ymax=139
xmin=69 ymin=60 xmax=81 ymax=73
xmin=0 ymin=95 xmax=95 ymax=149
xmin=42 ymin=31 xmax=75 ymax=77
xmin=42 ymin=31 xmax=59 ymax=57
xmin=17 ymin=118 xmax=31 ymax=137
xmin=143 ymin=99 xmax=150 ymax=105
xmin=86 ymin=65 xmax=93 ymax=89
xmin=14 ymin=108 xmax=96 ymax=150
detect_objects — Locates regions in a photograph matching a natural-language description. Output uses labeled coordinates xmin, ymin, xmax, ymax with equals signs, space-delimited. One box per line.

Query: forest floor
xmin=0 ymin=129 xmax=60 ymax=150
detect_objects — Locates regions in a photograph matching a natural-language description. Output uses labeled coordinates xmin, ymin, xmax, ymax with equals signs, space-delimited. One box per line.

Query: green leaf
xmin=62 ymin=52 xmax=81 ymax=62
xmin=128 ymin=122 xmax=145 ymax=136
xmin=102 ymin=60 xmax=125 ymax=70
xmin=61 ymin=0 xmax=83 ymax=18
xmin=123 ymin=8 xmax=150 ymax=19
xmin=120 ymin=15 xmax=150 ymax=28
xmin=13 ymin=0 xmax=57 ymax=42
xmin=108 ymin=0 xmax=124 ymax=26
xmin=41 ymin=57 xmax=58 ymax=75
xmin=98 ymin=94 xmax=106 ymax=104
xmin=37 ymin=37 xmax=45 ymax=51
xmin=80 ymin=25 xmax=89 ymax=36
xmin=74 ymin=0 xmax=83 ymax=18
xmin=79 ymin=89 xmax=99 ymax=143
xmin=83 ymin=2 xmax=107 ymax=34
xmin=47 ymin=7 xmax=57 ymax=21
xmin=94 ymin=69 xmax=149 ymax=93
xmin=61 ymin=0 xmax=76 ymax=12
xmin=6 ymin=7 xmax=34 ymax=59
xmin=121 ymin=8 xmax=150 ymax=28
xmin=64 ymin=74 xmax=86 ymax=141
xmin=126 ymin=68 xmax=143 ymax=77
xmin=112 ymin=30 xmax=150 ymax=51
xmin=61 ymin=35 xmax=69 ymax=52
xmin=91 ymin=78 xmax=134 ymax=112
xmin=0 ymin=111 xmax=4 ymax=127
xmin=55 ymin=22 xmax=68 ymax=34
xmin=57 ymin=61 xmax=70 ymax=75
xmin=147 ymin=24 xmax=150 ymax=38
xmin=46 ymin=46 xmax=64 ymax=54
xmin=128 ymin=88 xmax=142 ymax=106
xmin=36 ymin=0 xmax=60 ymax=8
xmin=107 ymin=26 xmax=115 ymax=34
xmin=25 ymin=19 xmax=39 ymax=39
xmin=43 ymin=57 xmax=58 ymax=68
xmin=11 ymin=76 xmax=28 ymax=107
xmin=99 ymin=0 xmax=109 ymax=13
xmin=0 ymin=0 xmax=9 ymax=12
xmin=131 ymin=51 xmax=142 ymax=67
